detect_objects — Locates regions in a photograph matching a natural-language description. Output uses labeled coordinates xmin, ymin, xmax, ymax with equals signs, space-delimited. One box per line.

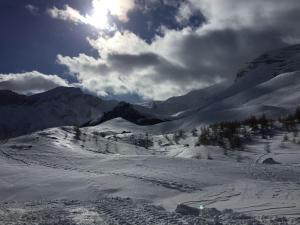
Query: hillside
xmin=0 ymin=87 xmax=118 ymax=139
xmin=0 ymin=113 xmax=300 ymax=224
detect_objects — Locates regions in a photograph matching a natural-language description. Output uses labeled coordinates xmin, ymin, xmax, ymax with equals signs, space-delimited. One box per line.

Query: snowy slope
xmin=141 ymin=45 xmax=300 ymax=118
xmin=182 ymin=71 xmax=300 ymax=128
xmin=140 ymin=81 xmax=230 ymax=116
xmin=0 ymin=123 xmax=299 ymax=224
xmin=142 ymin=44 xmax=300 ymax=130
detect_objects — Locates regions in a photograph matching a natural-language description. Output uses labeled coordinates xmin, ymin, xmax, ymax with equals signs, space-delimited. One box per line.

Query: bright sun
xmin=86 ymin=1 xmax=120 ymax=29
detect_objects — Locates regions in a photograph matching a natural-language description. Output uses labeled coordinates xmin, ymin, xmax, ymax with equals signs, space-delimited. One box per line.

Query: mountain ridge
xmin=0 ymin=87 xmax=166 ymax=139
xmin=0 ymin=87 xmax=119 ymax=139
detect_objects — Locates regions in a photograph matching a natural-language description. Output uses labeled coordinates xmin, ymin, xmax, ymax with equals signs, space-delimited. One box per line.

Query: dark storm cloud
xmin=171 ymin=28 xmax=287 ymax=80
xmin=108 ymin=53 xmax=195 ymax=83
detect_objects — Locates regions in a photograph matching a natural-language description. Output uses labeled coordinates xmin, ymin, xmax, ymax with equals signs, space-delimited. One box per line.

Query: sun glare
xmin=87 ymin=9 xmax=109 ymax=29
xmin=86 ymin=0 xmax=120 ymax=29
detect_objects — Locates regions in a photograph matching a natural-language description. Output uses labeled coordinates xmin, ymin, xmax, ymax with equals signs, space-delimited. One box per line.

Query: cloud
xmin=92 ymin=0 xmax=135 ymax=22
xmin=182 ymin=0 xmax=300 ymax=32
xmin=47 ymin=5 xmax=86 ymax=25
xmin=53 ymin=0 xmax=300 ymax=101
xmin=47 ymin=0 xmax=135 ymax=29
xmin=25 ymin=4 xmax=39 ymax=15
xmin=0 ymin=71 xmax=69 ymax=94
xmin=176 ymin=2 xmax=195 ymax=24
xmin=56 ymin=27 xmax=285 ymax=100
xmin=57 ymin=30 xmax=224 ymax=100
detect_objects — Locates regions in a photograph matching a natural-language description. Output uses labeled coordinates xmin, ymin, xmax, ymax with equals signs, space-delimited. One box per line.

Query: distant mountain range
xmin=0 ymin=87 xmax=167 ymax=139
xmin=0 ymin=87 xmax=117 ymax=139
xmin=1 ymin=44 xmax=300 ymax=138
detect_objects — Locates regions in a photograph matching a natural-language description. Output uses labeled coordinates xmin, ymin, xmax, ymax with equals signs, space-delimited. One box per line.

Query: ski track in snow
xmin=0 ymin=148 xmax=199 ymax=194
xmin=0 ymin=126 xmax=300 ymax=224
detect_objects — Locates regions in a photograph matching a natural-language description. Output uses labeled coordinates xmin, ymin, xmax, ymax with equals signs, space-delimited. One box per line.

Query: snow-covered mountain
xmin=145 ymin=44 xmax=300 ymax=129
xmin=144 ymin=82 xmax=230 ymax=116
xmin=0 ymin=87 xmax=119 ymax=139
xmin=236 ymin=44 xmax=300 ymax=84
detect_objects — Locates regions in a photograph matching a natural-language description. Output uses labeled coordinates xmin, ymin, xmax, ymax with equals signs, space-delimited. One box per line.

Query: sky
xmin=0 ymin=0 xmax=300 ymax=102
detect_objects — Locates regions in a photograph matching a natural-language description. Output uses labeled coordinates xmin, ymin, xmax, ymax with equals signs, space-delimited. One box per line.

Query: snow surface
xmin=0 ymin=122 xmax=299 ymax=224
